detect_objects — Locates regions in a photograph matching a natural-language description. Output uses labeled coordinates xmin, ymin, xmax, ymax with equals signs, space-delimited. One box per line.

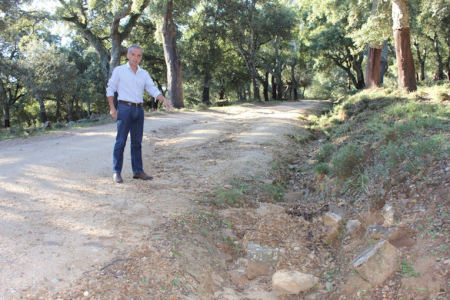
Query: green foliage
xmin=286 ymin=132 xmax=312 ymax=143
xmin=211 ymin=180 xmax=249 ymax=208
xmin=315 ymin=143 xmax=336 ymax=162
xmin=261 ymin=182 xmax=285 ymax=202
xmin=310 ymin=83 xmax=449 ymax=199
xmin=314 ymin=162 xmax=330 ymax=176
xmin=330 ymin=143 xmax=363 ymax=179
xmin=399 ymin=260 xmax=421 ymax=278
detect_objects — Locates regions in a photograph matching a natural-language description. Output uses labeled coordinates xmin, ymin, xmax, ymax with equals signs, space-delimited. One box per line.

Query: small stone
xmin=272 ymin=270 xmax=319 ymax=295
xmin=367 ymin=225 xmax=391 ymax=239
xmin=382 ymin=204 xmax=395 ymax=226
xmin=351 ymin=240 xmax=400 ymax=285
xmin=246 ymin=260 xmax=272 ymax=279
xmin=323 ymin=212 xmax=343 ymax=227
xmin=244 ymin=241 xmax=279 ymax=279
xmin=284 ymin=192 xmax=303 ymax=202
xmin=246 ymin=241 xmax=279 ymax=262
xmin=346 ymin=219 xmax=361 ymax=234
xmin=83 ymin=291 xmax=89 ymax=297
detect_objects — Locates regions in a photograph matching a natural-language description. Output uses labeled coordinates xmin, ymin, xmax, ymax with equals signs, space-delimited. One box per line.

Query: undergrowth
xmin=309 ymin=83 xmax=449 ymax=194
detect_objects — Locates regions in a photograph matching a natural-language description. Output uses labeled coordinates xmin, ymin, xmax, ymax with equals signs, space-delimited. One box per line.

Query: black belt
xmin=119 ymin=100 xmax=143 ymax=107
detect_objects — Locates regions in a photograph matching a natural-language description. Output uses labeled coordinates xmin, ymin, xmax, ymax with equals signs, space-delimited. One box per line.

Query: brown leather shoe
xmin=113 ymin=173 xmax=123 ymax=183
xmin=133 ymin=172 xmax=153 ymax=180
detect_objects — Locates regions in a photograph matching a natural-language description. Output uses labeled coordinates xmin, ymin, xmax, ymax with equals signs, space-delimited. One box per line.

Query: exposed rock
xmin=382 ymin=204 xmax=396 ymax=226
xmin=245 ymin=241 xmax=278 ymax=279
xmin=346 ymin=219 xmax=361 ymax=234
xmin=284 ymin=191 xmax=303 ymax=202
xmin=246 ymin=241 xmax=279 ymax=262
xmin=323 ymin=212 xmax=343 ymax=227
xmin=272 ymin=269 xmax=319 ymax=295
xmin=246 ymin=260 xmax=272 ymax=280
xmin=351 ymin=240 xmax=400 ymax=285
xmin=322 ymin=212 xmax=343 ymax=243
xmin=367 ymin=225 xmax=391 ymax=239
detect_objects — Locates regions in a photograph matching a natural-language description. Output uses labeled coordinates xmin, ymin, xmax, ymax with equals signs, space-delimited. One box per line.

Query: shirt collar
xmin=126 ymin=62 xmax=141 ymax=73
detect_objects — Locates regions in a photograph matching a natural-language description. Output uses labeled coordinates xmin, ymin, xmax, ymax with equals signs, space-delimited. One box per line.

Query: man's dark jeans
xmin=113 ymin=103 xmax=144 ymax=175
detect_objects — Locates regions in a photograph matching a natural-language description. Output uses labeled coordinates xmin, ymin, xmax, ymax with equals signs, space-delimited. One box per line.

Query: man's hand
xmin=110 ymin=108 xmax=117 ymax=119
xmin=157 ymin=95 xmax=172 ymax=110
xmin=107 ymin=96 xmax=117 ymax=118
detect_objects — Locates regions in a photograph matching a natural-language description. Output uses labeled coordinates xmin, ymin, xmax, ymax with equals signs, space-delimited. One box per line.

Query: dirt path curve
xmin=0 ymin=101 xmax=323 ymax=298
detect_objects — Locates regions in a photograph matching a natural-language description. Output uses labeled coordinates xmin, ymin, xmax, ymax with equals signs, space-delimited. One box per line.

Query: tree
xmin=302 ymin=0 xmax=370 ymax=90
xmin=0 ymin=1 xmax=34 ymax=127
xmin=413 ymin=0 xmax=449 ymax=80
xmin=215 ymin=0 xmax=294 ymax=100
xmin=161 ymin=0 xmax=183 ymax=108
xmin=21 ymin=40 xmax=78 ymax=123
xmin=392 ymin=0 xmax=416 ymax=91
xmin=56 ymin=0 xmax=151 ymax=88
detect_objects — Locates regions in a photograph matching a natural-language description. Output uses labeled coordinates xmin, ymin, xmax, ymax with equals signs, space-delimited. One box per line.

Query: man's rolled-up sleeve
xmin=106 ymin=69 xmax=119 ymax=97
xmin=144 ymin=72 xmax=162 ymax=99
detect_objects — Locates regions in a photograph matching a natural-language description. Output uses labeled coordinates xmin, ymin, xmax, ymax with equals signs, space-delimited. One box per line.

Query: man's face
xmin=127 ymin=48 xmax=143 ymax=68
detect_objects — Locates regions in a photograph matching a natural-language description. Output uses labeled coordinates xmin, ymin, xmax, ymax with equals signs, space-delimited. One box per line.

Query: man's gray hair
xmin=128 ymin=45 xmax=143 ymax=54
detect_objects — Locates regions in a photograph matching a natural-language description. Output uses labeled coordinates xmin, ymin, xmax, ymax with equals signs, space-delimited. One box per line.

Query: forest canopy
xmin=0 ymin=0 xmax=448 ymax=128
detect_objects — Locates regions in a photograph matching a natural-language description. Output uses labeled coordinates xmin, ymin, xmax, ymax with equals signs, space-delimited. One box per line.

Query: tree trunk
xmin=162 ymin=0 xmax=183 ymax=108
xmin=393 ymin=28 xmax=417 ymax=91
xmin=202 ymin=71 xmax=211 ymax=105
xmin=353 ymin=53 xmax=365 ymax=89
xmin=277 ymin=75 xmax=283 ymax=100
xmin=3 ymin=104 xmax=10 ymax=128
xmin=366 ymin=46 xmax=382 ymax=88
xmin=414 ymin=40 xmax=426 ymax=81
xmin=290 ymin=63 xmax=298 ymax=100
xmin=248 ymin=60 xmax=260 ymax=100
xmin=37 ymin=95 xmax=47 ymax=123
xmin=429 ymin=32 xmax=445 ymax=80
xmin=109 ymin=30 xmax=122 ymax=78
xmin=392 ymin=0 xmax=417 ymax=91
xmin=0 ymin=83 xmax=9 ymax=128
xmin=263 ymin=72 xmax=269 ymax=102
xmin=271 ymin=74 xmax=277 ymax=100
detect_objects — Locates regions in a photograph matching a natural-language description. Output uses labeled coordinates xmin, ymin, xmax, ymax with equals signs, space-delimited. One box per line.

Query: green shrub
xmin=214 ymin=187 xmax=244 ymax=207
xmin=314 ymin=162 xmax=330 ymax=176
xmin=330 ymin=143 xmax=364 ymax=179
xmin=380 ymin=142 xmax=408 ymax=169
xmin=315 ymin=143 xmax=336 ymax=162
xmin=261 ymin=183 xmax=285 ymax=202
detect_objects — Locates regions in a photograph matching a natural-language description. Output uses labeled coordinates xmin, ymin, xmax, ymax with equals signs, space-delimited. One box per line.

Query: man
xmin=106 ymin=45 xmax=172 ymax=183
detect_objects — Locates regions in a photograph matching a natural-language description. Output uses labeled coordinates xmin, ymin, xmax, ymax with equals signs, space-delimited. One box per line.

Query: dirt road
xmin=0 ymin=101 xmax=322 ymax=298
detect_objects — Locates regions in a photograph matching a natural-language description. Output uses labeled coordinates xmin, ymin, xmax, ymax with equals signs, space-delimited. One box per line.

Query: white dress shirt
xmin=106 ymin=63 xmax=162 ymax=103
